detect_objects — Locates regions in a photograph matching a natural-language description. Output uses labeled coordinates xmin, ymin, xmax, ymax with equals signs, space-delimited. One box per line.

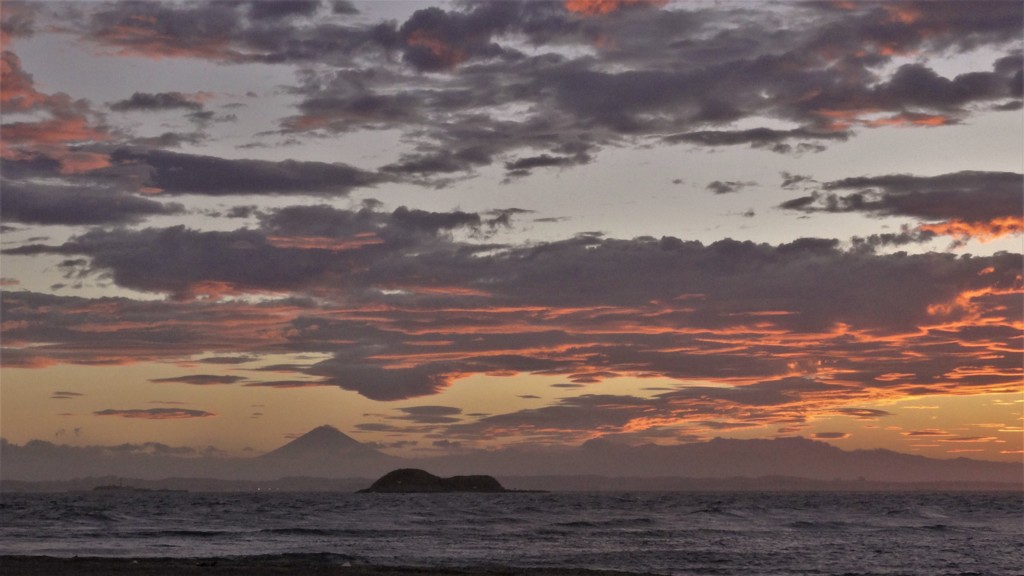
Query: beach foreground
xmin=1 ymin=556 xmax=657 ymax=576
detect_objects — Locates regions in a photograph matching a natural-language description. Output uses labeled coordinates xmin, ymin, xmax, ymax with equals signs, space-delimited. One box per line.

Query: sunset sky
xmin=1 ymin=0 xmax=1021 ymax=463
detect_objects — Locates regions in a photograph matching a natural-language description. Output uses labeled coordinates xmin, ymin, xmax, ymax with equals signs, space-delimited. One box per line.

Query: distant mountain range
xmin=2 ymin=426 xmax=1021 ymax=489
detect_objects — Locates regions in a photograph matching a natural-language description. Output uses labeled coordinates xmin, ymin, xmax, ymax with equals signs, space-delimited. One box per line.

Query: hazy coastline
xmin=2 ymin=475 xmax=1020 ymax=494
xmin=4 ymin=428 xmax=1020 ymax=488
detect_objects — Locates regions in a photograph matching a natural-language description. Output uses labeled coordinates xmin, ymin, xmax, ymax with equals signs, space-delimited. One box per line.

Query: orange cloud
xmin=926 ymin=283 xmax=1023 ymax=319
xmin=1 ymin=51 xmax=111 ymax=173
xmin=0 ymin=352 xmax=60 ymax=368
xmin=244 ymin=380 xmax=331 ymax=389
xmin=92 ymin=23 xmax=233 ymax=61
xmin=267 ymin=234 xmax=384 ymax=252
xmin=367 ymin=342 xmax=588 ymax=368
xmin=918 ymin=217 xmax=1024 ymax=243
xmin=816 ymin=109 xmax=950 ymax=131
xmin=374 ymin=284 xmax=493 ymax=298
xmin=902 ymin=429 xmax=951 ymax=437
xmin=864 ymin=113 xmax=949 ymax=128
xmin=56 ymin=150 xmax=112 ymax=174
xmin=565 ymin=0 xmax=667 ymax=16
xmin=814 ymin=108 xmax=877 ymax=131
xmin=181 ymin=281 xmax=249 ymax=301
xmin=621 ymin=416 xmax=687 ymax=433
xmin=943 ymin=365 xmax=1023 ymax=382
xmin=279 ymin=114 xmax=333 ymax=132
xmin=883 ymin=5 xmax=923 ymax=25
xmin=2 ymin=146 xmax=113 ymax=175
xmin=1 ymin=116 xmax=108 ymax=145
xmin=406 ymin=30 xmax=466 ymax=69
xmin=0 ymin=51 xmax=48 ymax=112
xmin=875 ymin=372 xmax=916 ymax=382
xmin=938 ymin=436 xmax=1000 ymax=443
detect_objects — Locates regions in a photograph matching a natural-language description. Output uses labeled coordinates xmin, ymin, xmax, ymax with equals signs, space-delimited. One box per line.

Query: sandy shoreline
xmin=0 ymin=555 xmax=660 ymax=576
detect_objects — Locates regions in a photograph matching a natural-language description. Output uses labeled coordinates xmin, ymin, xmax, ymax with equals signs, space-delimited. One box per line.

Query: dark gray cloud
xmin=780 ymin=171 xmax=1023 ymax=224
xmin=381 ymin=149 xmax=493 ymax=177
xmin=391 ymin=206 xmax=482 ymax=234
xmin=79 ymin=1 xmax=246 ymax=61
xmin=132 ymin=132 xmax=206 ymax=148
xmin=849 ymin=227 xmax=937 ymax=253
xmin=835 ymin=408 xmax=893 ymax=420
xmin=286 ymin=91 xmax=420 ymax=131
xmin=393 ymin=405 xmax=464 ymax=424
xmin=247 ymin=0 xmax=321 ymax=21
xmin=657 ymin=377 xmax=849 ymax=408
xmin=505 ymin=153 xmax=586 ymax=172
xmin=0 ymin=181 xmax=184 ymax=225
xmin=665 ymin=128 xmax=849 ymax=151
xmin=0 ymin=77 xmax=380 ymax=226
xmin=332 ymin=2 xmax=357 ymax=16
xmin=9 ymin=207 xmax=1016 ymax=329
xmin=1 ymin=2 xmax=37 ymax=42
xmin=706 ymin=180 xmax=754 ymax=195
xmin=94 ymin=408 xmax=216 ymax=419
xmin=467 ymin=394 xmax=648 ymax=433
xmin=396 ymin=4 xmax=523 ymax=72
xmin=3 ymin=204 xmax=502 ymax=298
xmin=71 ymin=0 xmax=380 ymax=65
xmin=17 ymin=0 xmax=1018 ymax=231
xmin=109 ymin=92 xmax=203 ymax=112
xmin=149 ymin=375 xmax=247 ymax=385
xmin=51 ymin=391 xmax=84 ymax=400
xmin=780 ymin=172 xmax=815 ymax=189
xmin=873 ymin=63 xmax=1011 ymax=110
xmin=197 ymin=356 xmax=258 ymax=365
xmin=0 ymin=154 xmax=63 ymax=181
xmin=399 ymin=406 xmax=462 ymax=416
xmin=11 ymin=226 xmax=339 ymax=297
xmin=3 ymin=207 xmax=1019 ymax=401
xmin=106 ymin=148 xmax=381 ymax=196
xmin=813 ymin=432 xmax=849 ymax=439
xmin=237 ymin=1 xmax=1020 ymax=179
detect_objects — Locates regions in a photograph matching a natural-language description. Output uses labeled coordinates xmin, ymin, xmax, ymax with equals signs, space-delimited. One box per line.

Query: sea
xmin=1 ymin=490 xmax=1021 ymax=575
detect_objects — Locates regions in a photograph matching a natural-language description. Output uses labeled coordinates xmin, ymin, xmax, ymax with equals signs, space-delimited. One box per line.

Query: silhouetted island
xmin=358 ymin=468 xmax=509 ymax=493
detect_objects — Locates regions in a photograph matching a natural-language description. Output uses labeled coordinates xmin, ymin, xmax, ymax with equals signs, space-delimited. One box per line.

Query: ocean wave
xmin=554 ymin=517 xmax=656 ymax=529
xmin=2 ymin=491 xmax=1020 ymax=575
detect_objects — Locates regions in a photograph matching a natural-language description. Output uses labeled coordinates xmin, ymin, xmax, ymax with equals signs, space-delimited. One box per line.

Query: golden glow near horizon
xmin=4 ymin=362 xmax=1022 ymax=462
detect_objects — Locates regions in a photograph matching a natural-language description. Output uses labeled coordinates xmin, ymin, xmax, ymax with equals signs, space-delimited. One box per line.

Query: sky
xmin=1 ymin=0 xmax=1022 ymax=463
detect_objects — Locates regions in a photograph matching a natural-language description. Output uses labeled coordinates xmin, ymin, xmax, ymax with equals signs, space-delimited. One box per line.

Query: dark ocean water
xmin=1 ymin=491 xmax=1021 ymax=575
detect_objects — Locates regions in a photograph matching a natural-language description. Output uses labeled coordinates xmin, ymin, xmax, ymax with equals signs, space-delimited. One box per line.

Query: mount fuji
xmin=255 ymin=425 xmax=404 ymax=478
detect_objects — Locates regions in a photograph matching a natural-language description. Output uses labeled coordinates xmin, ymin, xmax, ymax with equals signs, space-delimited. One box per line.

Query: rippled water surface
xmin=2 ymin=491 xmax=1021 ymax=575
